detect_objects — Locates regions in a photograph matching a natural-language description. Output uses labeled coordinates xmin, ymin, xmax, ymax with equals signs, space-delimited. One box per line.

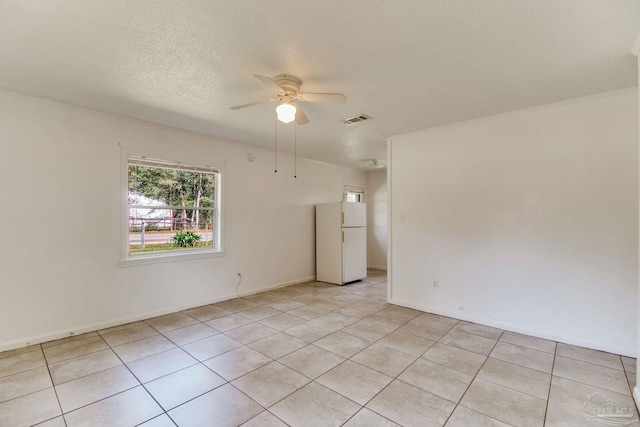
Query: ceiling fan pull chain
xmin=274 ymin=118 xmax=278 ymax=173
xmin=294 ymin=122 xmax=297 ymax=178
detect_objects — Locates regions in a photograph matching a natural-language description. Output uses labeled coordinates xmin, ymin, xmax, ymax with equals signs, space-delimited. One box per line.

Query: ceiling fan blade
xmin=254 ymin=74 xmax=284 ymax=93
xmin=230 ymin=98 xmax=277 ymax=110
xmin=294 ymin=102 xmax=309 ymax=125
xmin=297 ymin=92 xmax=346 ymax=103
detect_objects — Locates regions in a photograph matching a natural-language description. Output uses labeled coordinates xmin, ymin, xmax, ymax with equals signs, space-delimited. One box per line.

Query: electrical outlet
xmin=458 ymin=305 xmax=464 ymax=310
xmin=433 ymin=280 xmax=438 ymax=289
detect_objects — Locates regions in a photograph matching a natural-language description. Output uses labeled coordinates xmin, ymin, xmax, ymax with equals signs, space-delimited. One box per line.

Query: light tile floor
xmin=1 ymin=270 xmax=638 ymax=426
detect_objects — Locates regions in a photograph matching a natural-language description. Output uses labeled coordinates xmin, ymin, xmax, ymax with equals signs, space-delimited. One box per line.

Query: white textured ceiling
xmin=1 ymin=1 xmax=639 ymax=169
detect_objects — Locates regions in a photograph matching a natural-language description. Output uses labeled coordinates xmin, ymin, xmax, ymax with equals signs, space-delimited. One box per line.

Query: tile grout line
xmin=541 ymin=342 xmax=558 ymax=426
xmin=162 ymin=284 xmax=387 ymax=424
xmin=229 ymin=277 xmax=393 ymax=425
xmin=441 ymin=327 xmax=506 ymax=426
xmin=56 ymin=321 xmax=225 ymax=424
xmin=5 ymin=272 xmax=633 ymax=426
xmin=3 ymin=277 xmax=372 ymax=425
xmin=217 ymin=277 xmax=388 ymax=422
xmin=221 ymin=277 xmax=390 ymax=425
xmin=218 ymin=290 xmax=472 ymax=421
xmin=55 ymin=331 xmax=156 ymax=422
xmin=340 ymin=315 xmax=463 ymax=425
xmin=553 ymin=344 xmax=627 ymax=372
xmin=109 ymin=278 xmax=378 ymax=423
xmin=40 ymin=342 xmax=69 ymax=427
xmin=105 ymin=334 xmax=170 ymax=423
xmin=622 ymin=355 xmax=637 ymax=395
xmin=99 ymin=316 xmax=263 ymax=426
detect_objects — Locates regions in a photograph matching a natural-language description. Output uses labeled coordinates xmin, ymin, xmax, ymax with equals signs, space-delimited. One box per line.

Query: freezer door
xmin=342 ymin=227 xmax=367 ymax=283
xmin=342 ymin=202 xmax=366 ymax=227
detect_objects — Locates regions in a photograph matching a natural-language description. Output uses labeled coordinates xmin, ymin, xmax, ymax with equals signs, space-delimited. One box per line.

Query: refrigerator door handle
xmin=342 ymin=231 xmax=344 ymax=243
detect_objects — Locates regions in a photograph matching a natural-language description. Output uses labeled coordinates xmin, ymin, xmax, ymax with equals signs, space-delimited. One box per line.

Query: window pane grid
xmin=129 ymin=205 xmax=215 ymax=211
xmin=128 ymin=156 xmax=219 ymax=173
xmin=126 ymin=155 xmax=220 ymax=257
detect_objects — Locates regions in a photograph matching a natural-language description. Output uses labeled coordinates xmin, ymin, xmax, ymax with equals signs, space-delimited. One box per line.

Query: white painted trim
xmin=343 ymin=183 xmax=367 ymax=203
xmin=632 ymin=51 xmax=640 ymax=414
xmin=0 ymin=275 xmax=316 ymax=353
xmin=119 ymin=251 xmax=227 ymax=267
xmin=386 ymin=137 xmax=393 ymax=303
xmin=389 ymin=297 xmax=637 ymax=357
xmin=367 ymin=265 xmax=387 ymax=271
xmin=236 ymin=276 xmax=317 ymax=298
xmin=119 ymin=146 xmax=226 ymax=264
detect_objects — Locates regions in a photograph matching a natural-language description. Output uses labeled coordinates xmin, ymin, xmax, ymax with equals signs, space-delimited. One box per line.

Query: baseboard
xmin=236 ymin=275 xmax=317 ymax=298
xmin=0 ymin=297 xmax=233 ymax=353
xmin=367 ymin=265 xmax=387 ymax=271
xmin=0 ymin=275 xmax=317 ymax=353
xmin=388 ymin=297 xmax=637 ymax=358
xmin=633 ymin=387 xmax=640 ymax=413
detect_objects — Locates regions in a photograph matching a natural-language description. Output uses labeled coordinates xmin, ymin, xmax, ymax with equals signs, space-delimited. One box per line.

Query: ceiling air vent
xmin=342 ymin=114 xmax=372 ymax=125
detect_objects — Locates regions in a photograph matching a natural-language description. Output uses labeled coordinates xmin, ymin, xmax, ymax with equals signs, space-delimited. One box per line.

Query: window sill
xmin=118 ymin=250 xmax=226 ymax=267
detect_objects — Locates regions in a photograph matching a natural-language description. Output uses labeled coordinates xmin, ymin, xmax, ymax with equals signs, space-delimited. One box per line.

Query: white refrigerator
xmin=316 ymin=202 xmax=367 ymax=285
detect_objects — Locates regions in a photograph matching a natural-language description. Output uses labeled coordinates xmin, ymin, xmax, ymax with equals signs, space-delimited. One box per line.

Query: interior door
xmin=342 ymin=227 xmax=367 ymax=283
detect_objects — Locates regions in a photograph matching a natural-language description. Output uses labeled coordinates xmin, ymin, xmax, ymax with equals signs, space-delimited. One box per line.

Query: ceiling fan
xmin=231 ymin=74 xmax=346 ymax=125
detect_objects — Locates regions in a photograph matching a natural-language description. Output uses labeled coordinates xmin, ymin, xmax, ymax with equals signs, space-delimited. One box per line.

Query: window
xmin=124 ymin=154 xmax=222 ymax=261
xmin=346 ymin=191 xmax=363 ymax=203
xmin=344 ymin=185 xmax=365 ymax=203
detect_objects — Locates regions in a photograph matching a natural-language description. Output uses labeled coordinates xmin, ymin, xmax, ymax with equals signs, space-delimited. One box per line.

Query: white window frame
xmin=119 ymin=149 xmax=225 ymax=266
xmin=343 ymin=184 xmax=366 ymax=203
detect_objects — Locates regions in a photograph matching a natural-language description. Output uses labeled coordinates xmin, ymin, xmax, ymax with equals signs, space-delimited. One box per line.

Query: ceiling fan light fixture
xmin=231 ymin=74 xmax=346 ymax=126
xmin=276 ymin=102 xmax=297 ymax=124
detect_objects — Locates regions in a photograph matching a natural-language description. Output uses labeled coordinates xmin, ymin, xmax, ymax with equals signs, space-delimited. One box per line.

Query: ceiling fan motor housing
xmin=231 ymin=73 xmax=344 ymax=126
xmin=273 ymin=74 xmax=302 ymax=95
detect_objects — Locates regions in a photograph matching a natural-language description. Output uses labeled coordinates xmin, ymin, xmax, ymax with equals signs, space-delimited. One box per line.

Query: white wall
xmin=389 ymin=89 xmax=638 ymax=356
xmin=0 ymin=90 xmax=366 ymax=351
xmin=367 ymin=170 xmax=387 ymax=269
